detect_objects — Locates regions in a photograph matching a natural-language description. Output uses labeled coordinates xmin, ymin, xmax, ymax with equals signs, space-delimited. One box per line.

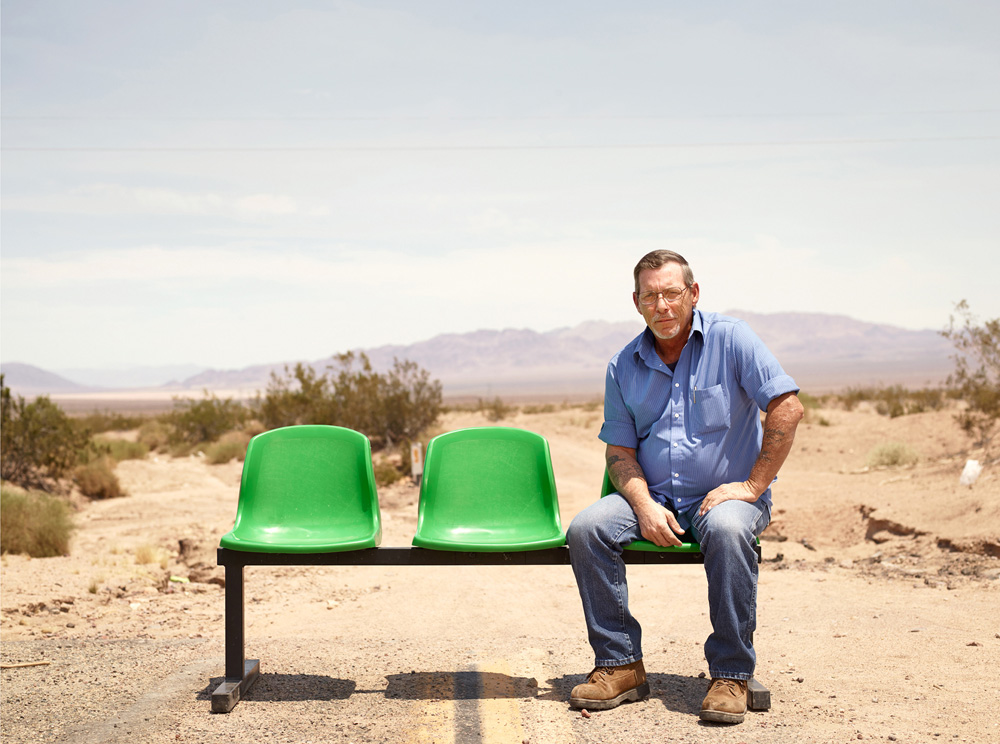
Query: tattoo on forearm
xmin=759 ymin=426 xmax=789 ymax=463
xmin=607 ymin=453 xmax=646 ymax=492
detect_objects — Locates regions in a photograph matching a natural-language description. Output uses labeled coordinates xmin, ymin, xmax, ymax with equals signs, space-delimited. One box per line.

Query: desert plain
xmin=1 ymin=401 xmax=999 ymax=744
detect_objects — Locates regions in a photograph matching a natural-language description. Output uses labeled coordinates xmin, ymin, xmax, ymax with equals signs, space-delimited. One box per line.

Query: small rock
xmin=967 ymin=641 xmax=982 ymax=647
xmin=698 ymin=671 xmax=706 ymax=678
xmin=581 ymin=709 xmax=591 ymax=719
xmin=795 ymin=677 xmax=804 ymax=683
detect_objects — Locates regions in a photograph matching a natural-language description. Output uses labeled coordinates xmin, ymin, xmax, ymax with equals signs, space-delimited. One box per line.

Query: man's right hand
xmin=634 ymin=500 xmax=685 ymax=547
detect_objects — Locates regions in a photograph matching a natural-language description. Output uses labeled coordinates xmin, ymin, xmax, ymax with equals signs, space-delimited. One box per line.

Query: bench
xmin=212 ymin=425 xmax=769 ymax=714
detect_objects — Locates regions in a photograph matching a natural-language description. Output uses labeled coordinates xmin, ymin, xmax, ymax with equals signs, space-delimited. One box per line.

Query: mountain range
xmin=2 ymin=311 xmax=955 ymax=400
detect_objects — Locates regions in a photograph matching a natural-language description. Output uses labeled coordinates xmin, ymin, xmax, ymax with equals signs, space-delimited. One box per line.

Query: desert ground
xmin=2 ymin=402 xmax=998 ymax=744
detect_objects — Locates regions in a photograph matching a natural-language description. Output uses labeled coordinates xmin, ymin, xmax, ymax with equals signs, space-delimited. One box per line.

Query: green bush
xmin=1 ymin=376 xmax=92 ymax=490
xmin=253 ymin=353 xmax=442 ymax=450
xmin=101 ymin=439 xmax=149 ymax=462
xmin=205 ymin=431 xmax=252 ymax=464
xmin=866 ymin=442 xmax=919 ymax=468
xmin=478 ymin=396 xmax=515 ymax=422
xmin=137 ymin=419 xmax=173 ymax=452
xmin=836 ymin=384 xmax=945 ymax=418
xmin=0 ymin=485 xmax=74 ymax=557
xmin=73 ymin=457 xmax=126 ymax=499
xmin=73 ymin=410 xmax=147 ymax=434
xmin=943 ymin=301 xmax=1000 ymax=450
xmin=372 ymin=457 xmax=403 ymax=488
xmin=169 ymin=391 xmax=247 ymax=445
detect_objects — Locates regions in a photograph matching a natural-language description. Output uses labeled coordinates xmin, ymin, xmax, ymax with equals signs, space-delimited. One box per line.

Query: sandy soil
xmin=2 ymin=404 xmax=999 ymax=744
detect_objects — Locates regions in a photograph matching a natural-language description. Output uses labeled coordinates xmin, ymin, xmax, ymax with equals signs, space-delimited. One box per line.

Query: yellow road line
xmin=406 ymin=672 xmax=456 ymax=744
xmin=478 ymin=659 xmax=527 ymax=744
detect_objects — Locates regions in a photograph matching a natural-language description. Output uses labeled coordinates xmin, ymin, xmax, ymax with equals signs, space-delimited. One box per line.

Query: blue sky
xmin=2 ymin=0 xmax=998 ymax=371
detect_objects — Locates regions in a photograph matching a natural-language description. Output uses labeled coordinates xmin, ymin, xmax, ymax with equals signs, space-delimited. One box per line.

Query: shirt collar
xmin=635 ymin=309 xmax=705 ymax=366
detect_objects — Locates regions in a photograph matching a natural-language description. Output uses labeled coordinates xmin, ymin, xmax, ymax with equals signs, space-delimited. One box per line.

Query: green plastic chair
xmin=220 ymin=425 xmax=382 ymax=553
xmin=413 ymin=427 xmax=566 ymax=551
xmin=600 ymin=469 xmax=702 ymax=554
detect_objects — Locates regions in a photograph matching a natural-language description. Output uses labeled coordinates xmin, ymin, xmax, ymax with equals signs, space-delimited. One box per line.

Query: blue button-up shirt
xmin=599 ymin=310 xmax=798 ymax=520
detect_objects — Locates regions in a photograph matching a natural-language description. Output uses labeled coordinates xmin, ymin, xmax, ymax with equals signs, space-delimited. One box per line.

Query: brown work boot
xmin=700 ymin=678 xmax=748 ymax=723
xmin=569 ymin=660 xmax=649 ymax=711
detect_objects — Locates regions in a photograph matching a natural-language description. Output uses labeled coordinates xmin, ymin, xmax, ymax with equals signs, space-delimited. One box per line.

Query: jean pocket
xmin=691 ymin=384 xmax=730 ymax=434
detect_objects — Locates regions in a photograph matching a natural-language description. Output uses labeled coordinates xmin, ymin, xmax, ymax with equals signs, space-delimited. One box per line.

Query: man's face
xmin=633 ymin=263 xmax=700 ymax=342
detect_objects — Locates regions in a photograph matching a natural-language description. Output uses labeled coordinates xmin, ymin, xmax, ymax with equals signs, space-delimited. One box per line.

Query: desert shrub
xmin=836 ymin=384 xmax=945 ymax=418
xmin=522 ymin=403 xmax=557 ymax=415
xmin=101 ymin=439 xmax=149 ymax=462
xmin=169 ymin=391 xmax=247 ymax=445
xmin=798 ymin=392 xmax=829 ymax=410
xmin=866 ymin=442 xmax=919 ymax=468
xmin=253 ymin=353 xmax=442 ymax=450
xmin=134 ymin=543 xmax=167 ymax=567
xmin=137 ymin=419 xmax=173 ymax=452
xmin=372 ymin=457 xmax=403 ymax=488
xmin=1 ymin=376 xmax=92 ymax=490
xmin=478 ymin=396 xmax=514 ymax=422
xmin=943 ymin=301 xmax=1000 ymax=450
xmin=73 ymin=410 xmax=147 ymax=434
xmin=0 ymin=485 xmax=74 ymax=557
xmin=73 ymin=457 xmax=126 ymax=499
xmin=205 ymin=431 xmax=252 ymax=464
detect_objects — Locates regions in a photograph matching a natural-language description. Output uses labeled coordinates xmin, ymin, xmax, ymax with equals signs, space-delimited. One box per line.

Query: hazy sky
xmin=2 ymin=0 xmax=998 ymax=371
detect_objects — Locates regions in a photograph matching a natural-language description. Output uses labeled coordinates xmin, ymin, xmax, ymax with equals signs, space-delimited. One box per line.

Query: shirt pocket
xmin=691 ymin=384 xmax=730 ymax=435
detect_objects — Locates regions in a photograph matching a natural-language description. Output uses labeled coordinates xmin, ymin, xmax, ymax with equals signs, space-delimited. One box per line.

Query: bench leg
xmin=747 ymin=678 xmax=770 ymax=711
xmin=211 ymin=563 xmax=260 ymax=713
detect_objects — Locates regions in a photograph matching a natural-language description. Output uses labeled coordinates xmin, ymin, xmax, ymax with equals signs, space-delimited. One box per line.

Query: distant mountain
xmin=7 ymin=312 xmax=956 ymax=399
xmin=0 ymin=362 xmax=92 ymax=395
xmin=179 ymin=312 xmax=955 ymax=397
xmin=53 ymin=364 xmax=208 ymax=390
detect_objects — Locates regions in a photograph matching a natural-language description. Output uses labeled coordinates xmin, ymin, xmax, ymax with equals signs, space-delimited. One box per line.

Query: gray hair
xmin=633 ymin=250 xmax=695 ymax=293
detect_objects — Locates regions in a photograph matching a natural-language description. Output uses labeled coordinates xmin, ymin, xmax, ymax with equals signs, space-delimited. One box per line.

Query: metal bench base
xmin=212 ymin=545 xmax=769 ymax=714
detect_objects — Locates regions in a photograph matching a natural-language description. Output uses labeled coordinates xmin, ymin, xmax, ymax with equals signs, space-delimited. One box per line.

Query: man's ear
xmin=633 ymin=292 xmax=641 ymax=313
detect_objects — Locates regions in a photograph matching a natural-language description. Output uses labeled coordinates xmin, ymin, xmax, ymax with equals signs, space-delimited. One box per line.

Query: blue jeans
xmin=567 ymin=493 xmax=770 ymax=680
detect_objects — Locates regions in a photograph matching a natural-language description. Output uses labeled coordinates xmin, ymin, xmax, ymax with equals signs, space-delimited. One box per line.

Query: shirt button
xmin=674 ymin=383 xmax=680 ymax=387
xmin=674 ymin=413 xmax=679 ymax=419
xmin=674 ymin=473 xmax=679 ymax=478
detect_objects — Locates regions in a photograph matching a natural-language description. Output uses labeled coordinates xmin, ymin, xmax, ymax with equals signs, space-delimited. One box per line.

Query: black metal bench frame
xmin=213 ymin=545 xmax=769 ymax=714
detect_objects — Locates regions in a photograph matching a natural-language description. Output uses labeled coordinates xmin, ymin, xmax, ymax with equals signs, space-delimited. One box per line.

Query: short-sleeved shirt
xmin=599 ymin=310 xmax=799 ymax=516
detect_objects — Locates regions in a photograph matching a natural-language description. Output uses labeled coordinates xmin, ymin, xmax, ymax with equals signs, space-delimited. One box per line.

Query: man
xmin=567 ymin=250 xmax=803 ymax=724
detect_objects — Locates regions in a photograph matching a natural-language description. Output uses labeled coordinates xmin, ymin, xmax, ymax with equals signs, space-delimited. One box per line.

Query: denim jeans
xmin=567 ymin=493 xmax=770 ymax=681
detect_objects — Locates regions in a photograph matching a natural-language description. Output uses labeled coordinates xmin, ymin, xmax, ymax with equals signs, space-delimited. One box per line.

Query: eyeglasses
xmin=637 ymin=285 xmax=691 ymax=306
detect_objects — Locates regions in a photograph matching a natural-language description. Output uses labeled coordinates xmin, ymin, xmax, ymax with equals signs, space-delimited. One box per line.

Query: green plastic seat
xmin=413 ymin=427 xmax=565 ymax=551
xmin=600 ymin=469 xmax=702 ymax=554
xmin=220 ymin=425 xmax=381 ymax=553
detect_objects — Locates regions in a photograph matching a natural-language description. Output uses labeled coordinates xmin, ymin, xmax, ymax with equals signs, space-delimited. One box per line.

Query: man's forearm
xmin=745 ymin=392 xmax=804 ymax=497
xmin=606 ymin=445 xmax=654 ymax=510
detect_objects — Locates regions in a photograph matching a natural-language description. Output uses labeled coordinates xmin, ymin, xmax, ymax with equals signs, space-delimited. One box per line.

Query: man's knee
xmin=699 ymin=502 xmax=761 ymax=550
xmin=567 ymin=505 xmax=602 ymax=548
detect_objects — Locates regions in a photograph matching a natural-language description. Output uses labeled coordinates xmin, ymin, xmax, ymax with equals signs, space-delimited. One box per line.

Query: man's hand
xmin=698 ymin=392 xmax=804 ymax=517
xmin=607 ymin=443 xmax=684 ymax=547
xmin=698 ymin=480 xmax=758 ymax=516
xmin=634 ymin=500 xmax=685 ymax=547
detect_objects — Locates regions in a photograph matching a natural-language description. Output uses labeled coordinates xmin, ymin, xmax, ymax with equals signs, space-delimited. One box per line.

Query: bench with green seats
xmin=212 ymin=424 xmax=766 ymax=713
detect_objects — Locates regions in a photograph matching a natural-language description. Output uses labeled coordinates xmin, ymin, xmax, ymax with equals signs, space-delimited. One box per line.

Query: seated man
xmin=567 ymin=250 xmax=803 ymax=724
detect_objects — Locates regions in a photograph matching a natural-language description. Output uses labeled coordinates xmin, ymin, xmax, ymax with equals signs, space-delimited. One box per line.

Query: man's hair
xmin=633 ymin=250 xmax=695 ymax=293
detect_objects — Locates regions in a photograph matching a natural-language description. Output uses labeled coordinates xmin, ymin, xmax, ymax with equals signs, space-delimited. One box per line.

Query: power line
xmin=2 ymin=135 xmax=998 ymax=153
xmin=2 ymin=109 xmax=998 ymax=123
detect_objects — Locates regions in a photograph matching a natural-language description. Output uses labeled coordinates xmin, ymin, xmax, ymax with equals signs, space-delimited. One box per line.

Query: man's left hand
xmin=698 ymin=481 xmax=759 ymax=516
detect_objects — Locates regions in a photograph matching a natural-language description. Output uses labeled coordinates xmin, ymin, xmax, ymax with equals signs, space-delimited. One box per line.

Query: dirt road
xmin=2 ymin=406 xmax=998 ymax=743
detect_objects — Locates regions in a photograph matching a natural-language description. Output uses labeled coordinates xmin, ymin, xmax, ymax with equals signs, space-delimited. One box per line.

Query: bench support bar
xmin=213 ymin=546 xmax=769 ymax=714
